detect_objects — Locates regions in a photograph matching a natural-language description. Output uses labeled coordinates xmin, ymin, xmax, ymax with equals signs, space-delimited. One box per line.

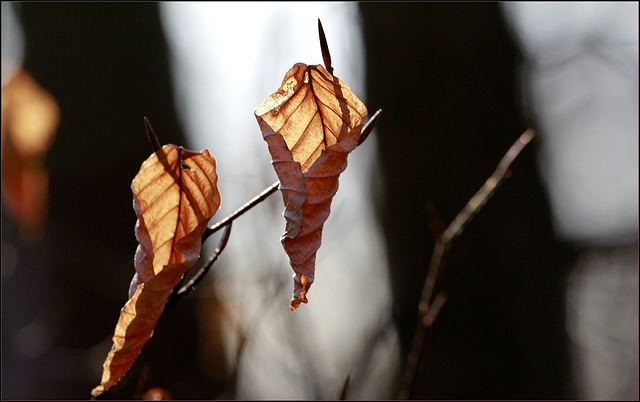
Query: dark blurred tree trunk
xmin=360 ymin=3 xmax=575 ymax=399
xmin=3 ymin=3 xmax=218 ymax=399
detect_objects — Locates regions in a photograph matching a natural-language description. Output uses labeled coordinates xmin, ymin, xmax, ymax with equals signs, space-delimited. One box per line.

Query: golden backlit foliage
xmin=92 ymin=145 xmax=221 ymax=397
xmin=255 ymin=62 xmax=367 ymax=311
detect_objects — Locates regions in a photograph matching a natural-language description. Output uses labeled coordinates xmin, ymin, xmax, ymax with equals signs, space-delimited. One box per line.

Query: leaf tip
xmin=90 ymin=386 xmax=108 ymax=400
xmin=289 ymin=273 xmax=310 ymax=311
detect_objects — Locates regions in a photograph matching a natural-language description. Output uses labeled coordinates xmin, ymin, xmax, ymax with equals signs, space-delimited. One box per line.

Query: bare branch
xmin=203 ymin=181 xmax=279 ymax=240
xmin=399 ymin=129 xmax=536 ymax=399
xmin=442 ymin=128 xmax=535 ymax=243
xmin=165 ymin=223 xmax=233 ymax=311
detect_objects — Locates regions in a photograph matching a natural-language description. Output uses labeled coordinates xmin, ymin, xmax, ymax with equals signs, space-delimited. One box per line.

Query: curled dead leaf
xmin=255 ymin=63 xmax=367 ymax=311
xmin=91 ymin=144 xmax=220 ymax=397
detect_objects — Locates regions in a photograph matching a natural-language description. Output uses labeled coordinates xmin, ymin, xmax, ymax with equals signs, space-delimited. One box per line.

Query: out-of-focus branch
xmin=399 ymin=129 xmax=536 ymax=399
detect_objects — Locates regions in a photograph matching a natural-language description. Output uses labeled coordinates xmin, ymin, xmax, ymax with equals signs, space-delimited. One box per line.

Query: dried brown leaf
xmin=255 ymin=63 xmax=367 ymax=311
xmin=91 ymin=144 xmax=220 ymax=396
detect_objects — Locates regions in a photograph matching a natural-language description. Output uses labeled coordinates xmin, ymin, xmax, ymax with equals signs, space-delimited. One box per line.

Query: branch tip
xmin=357 ymin=108 xmax=382 ymax=147
xmin=318 ymin=19 xmax=333 ymax=75
xmin=143 ymin=117 xmax=162 ymax=154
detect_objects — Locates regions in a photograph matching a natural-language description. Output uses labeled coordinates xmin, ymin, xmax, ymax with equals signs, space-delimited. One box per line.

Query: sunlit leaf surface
xmin=255 ymin=63 xmax=367 ymax=311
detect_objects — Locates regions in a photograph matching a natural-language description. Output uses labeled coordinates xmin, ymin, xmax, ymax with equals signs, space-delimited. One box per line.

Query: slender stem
xmin=422 ymin=128 xmax=535 ymax=309
xmin=419 ymin=240 xmax=447 ymax=315
xmin=423 ymin=291 xmax=448 ymax=328
xmin=178 ymin=222 xmax=232 ymax=297
xmin=442 ymin=128 xmax=535 ymax=244
xmin=399 ymin=129 xmax=536 ymax=399
xmin=165 ymin=223 xmax=232 ymax=311
xmin=202 ymin=181 xmax=279 ymax=241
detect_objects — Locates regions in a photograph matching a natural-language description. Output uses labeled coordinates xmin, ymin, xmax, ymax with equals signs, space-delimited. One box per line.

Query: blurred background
xmin=2 ymin=2 xmax=637 ymax=400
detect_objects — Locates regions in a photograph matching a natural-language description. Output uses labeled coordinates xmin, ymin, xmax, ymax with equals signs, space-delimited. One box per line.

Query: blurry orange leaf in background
xmin=91 ymin=144 xmax=221 ymax=397
xmin=255 ymin=63 xmax=367 ymax=311
xmin=1 ymin=69 xmax=59 ymax=240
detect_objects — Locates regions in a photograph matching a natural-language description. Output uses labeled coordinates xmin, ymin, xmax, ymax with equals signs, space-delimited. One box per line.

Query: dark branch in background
xmin=339 ymin=375 xmax=351 ymax=400
xmin=398 ymin=129 xmax=536 ymax=399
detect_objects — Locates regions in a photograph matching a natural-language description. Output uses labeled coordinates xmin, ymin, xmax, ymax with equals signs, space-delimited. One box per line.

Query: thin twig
xmin=202 ymin=181 xmax=279 ymax=240
xmin=442 ymin=128 xmax=535 ymax=244
xmin=399 ymin=129 xmax=536 ymax=399
xmin=421 ymin=129 xmax=535 ymax=309
xmin=423 ymin=291 xmax=448 ymax=328
xmin=178 ymin=223 xmax=232 ymax=297
xmin=165 ymin=223 xmax=232 ymax=311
